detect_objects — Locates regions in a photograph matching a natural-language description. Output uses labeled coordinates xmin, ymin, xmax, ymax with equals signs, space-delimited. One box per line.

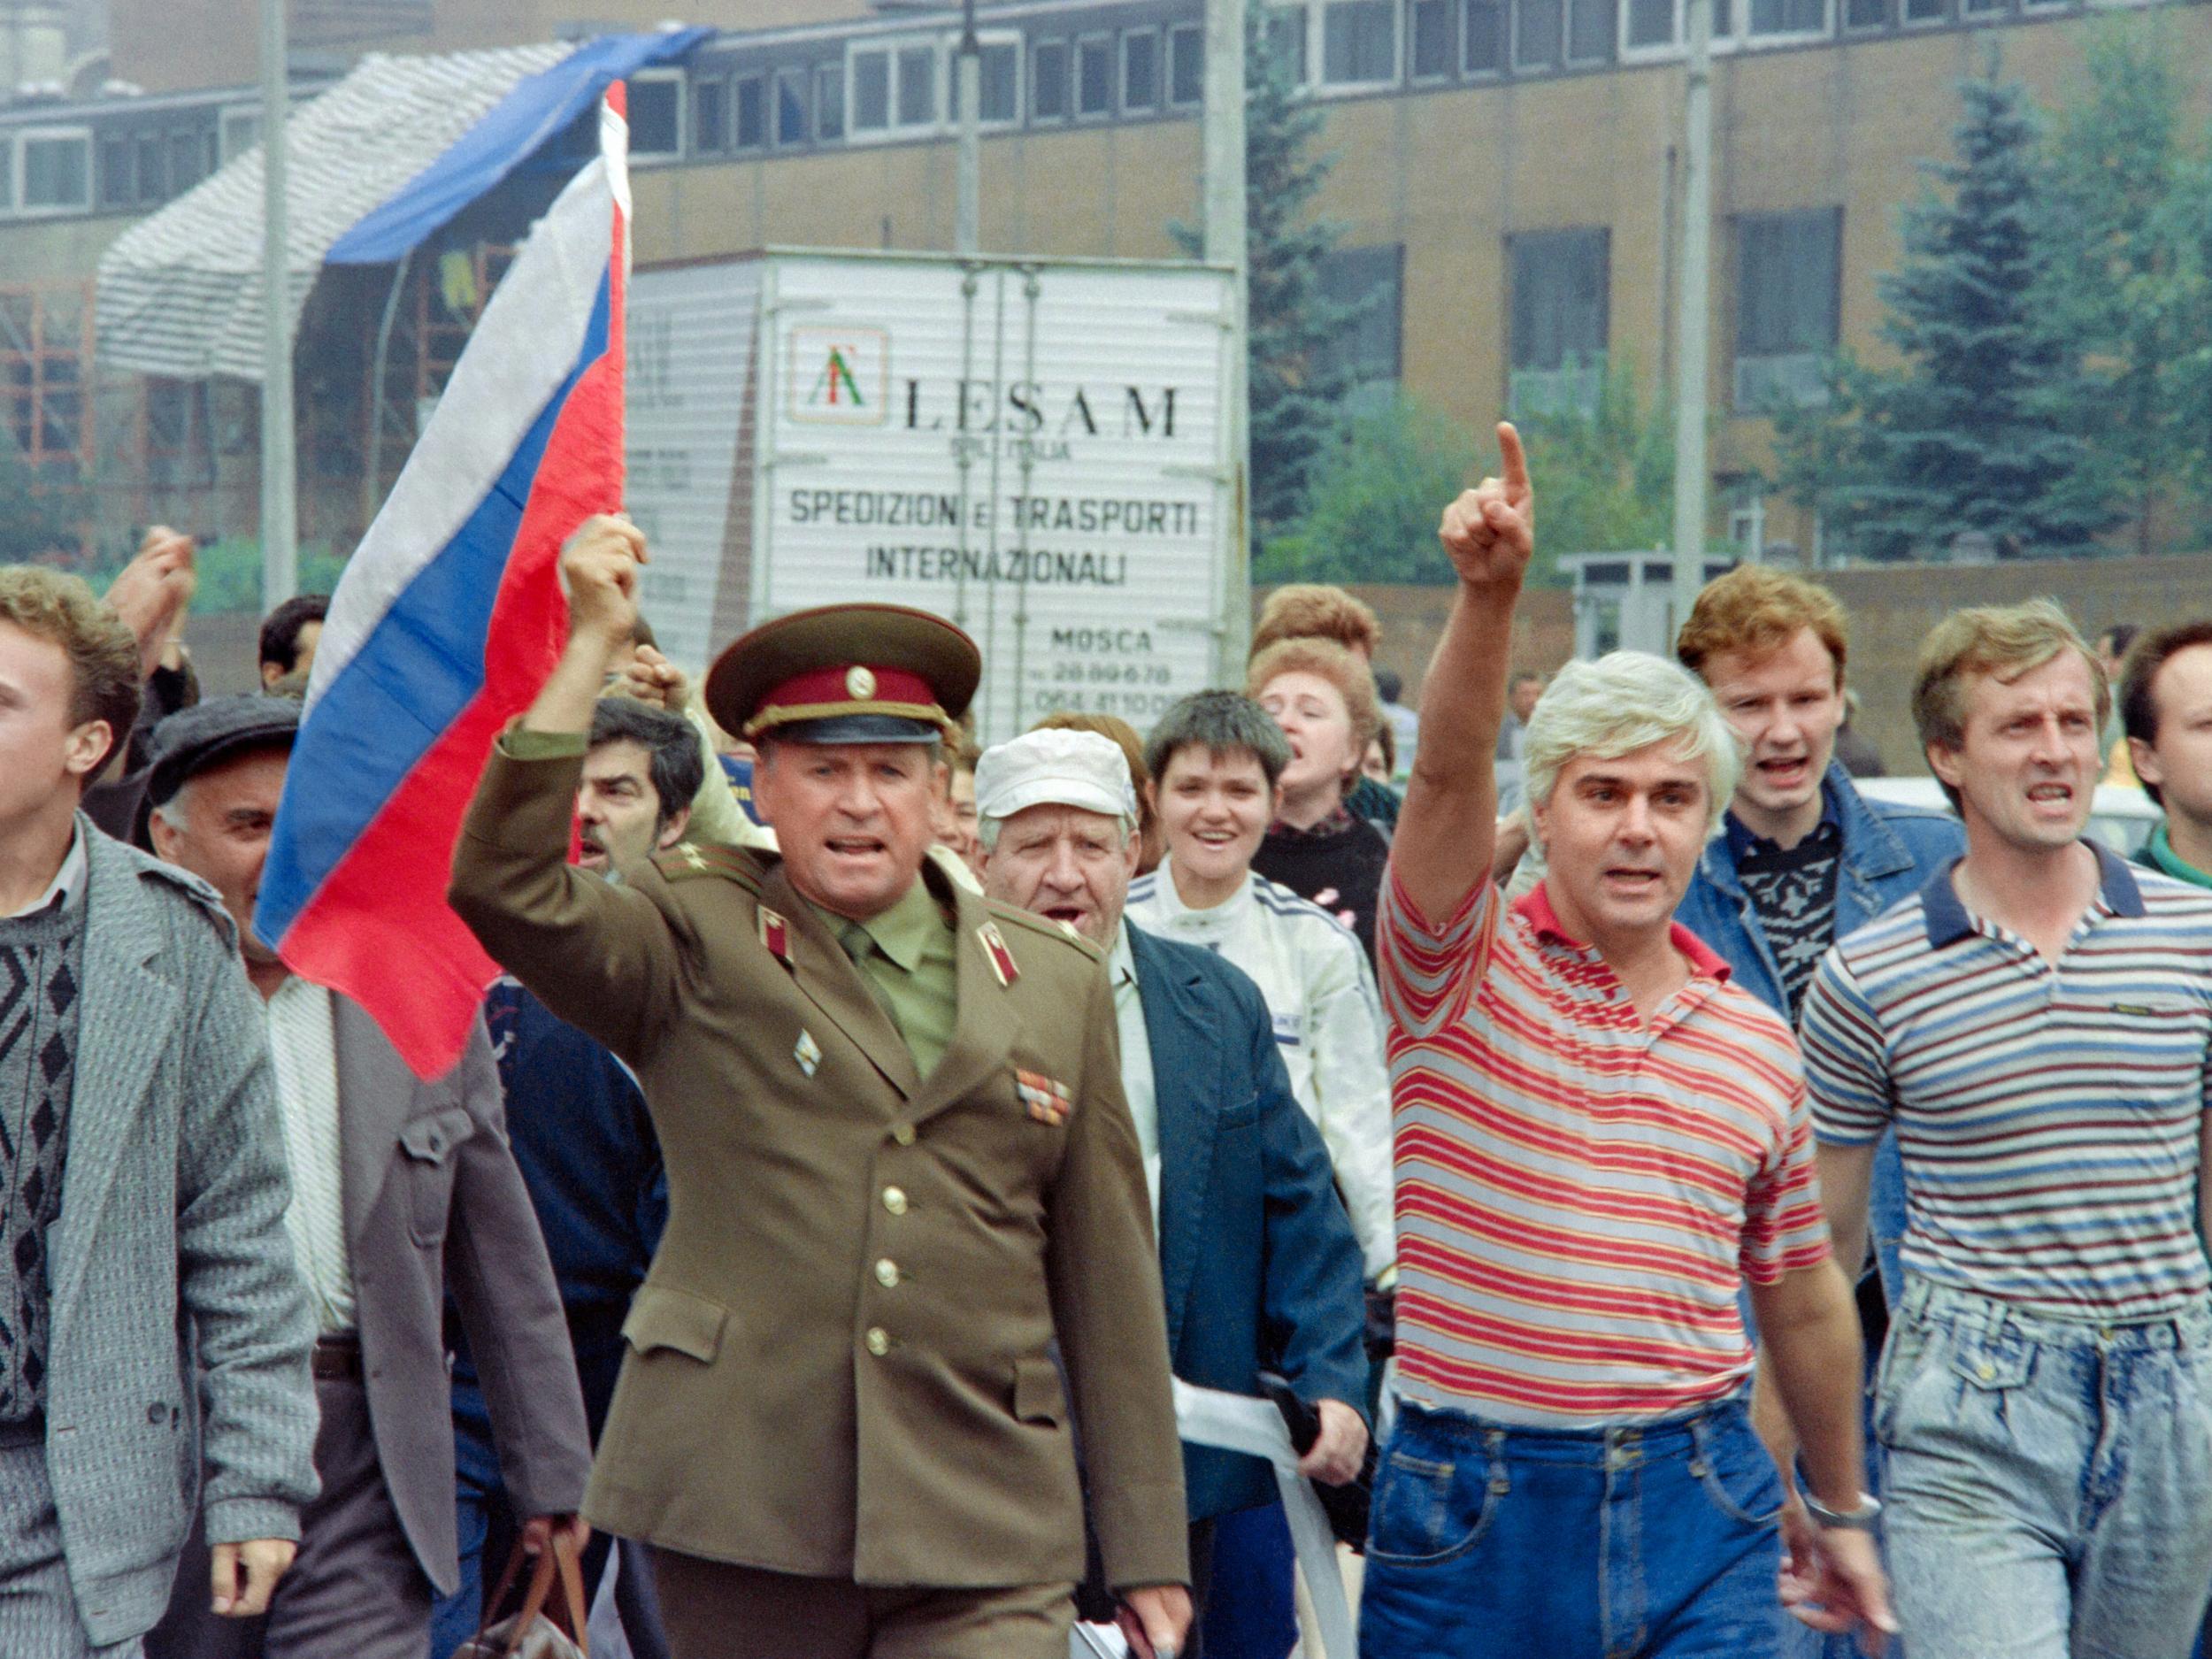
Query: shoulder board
xmin=649 ymin=841 xmax=765 ymax=892
xmin=985 ymin=899 xmax=1107 ymax=963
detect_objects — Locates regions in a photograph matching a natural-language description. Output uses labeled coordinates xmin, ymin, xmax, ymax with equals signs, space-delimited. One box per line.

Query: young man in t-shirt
xmin=1360 ymin=424 xmax=1891 ymax=1659
xmin=2123 ymin=618 xmax=2212 ymax=887
xmin=1800 ymin=602 xmax=2212 ymax=1657
xmin=1672 ymin=568 xmax=1962 ymax=1311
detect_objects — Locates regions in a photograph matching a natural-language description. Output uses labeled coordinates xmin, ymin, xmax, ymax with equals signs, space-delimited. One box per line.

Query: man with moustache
xmin=448 ymin=517 xmax=1192 ymax=1659
xmin=1796 ymin=601 xmax=2212 ymax=1658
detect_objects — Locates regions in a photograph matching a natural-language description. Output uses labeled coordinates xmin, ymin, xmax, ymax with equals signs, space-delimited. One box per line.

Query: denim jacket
xmin=1675 ymin=763 xmax=1965 ymax=1300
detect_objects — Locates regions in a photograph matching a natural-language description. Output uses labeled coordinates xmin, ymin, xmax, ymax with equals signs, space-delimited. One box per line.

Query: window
xmin=1733 ymin=209 xmax=1839 ymax=411
xmin=1569 ymin=0 xmax=1617 ymax=58
xmin=1076 ymin=35 xmax=1113 ymax=117
xmin=1170 ymin=23 xmax=1204 ymax=104
xmin=19 ymin=131 xmax=90 ymax=212
xmin=1961 ymin=0 xmax=2003 ymax=14
xmin=734 ymin=73 xmax=766 ymax=150
xmin=168 ymin=129 xmax=203 ymax=194
xmin=896 ymin=44 xmax=937 ymax=126
xmin=1410 ymin=0 xmax=1457 ymax=75
xmin=1123 ymin=29 xmax=1160 ymax=111
xmin=1033 ymin=39 xmax=1069 ymax=119
xmin=1509 ymin=227 xmax=1608 ymax=416
xmin=775 ymin=66 xmax=808 ymax=145
xmin=134 ymin=131 xmax=165 ymax=204
xmin=1515 ymin=0 xmax=1563 ymax=66
xmin=815 ymin=62 xmax=845 ymax=139
xmin=1626 ymin=0 xmax=1675 ymax=43
xmin=1316 ymin=243 xmax=1404 ymax=403
xmin=0 ymin=284 xmax=91 ymax=473
xmin=979 ymin=41 xmax=1019 ymax=123
xmin=628 ymin=72 xmax=682 ymax=159
xmin=693 ymin=76 xmax=728 ymax=154
xmin=0 ymin=138 xmax=11 ymax=211
xmin=1901 ymin=0 xmax=1943 ymax=23
xmin=99 ymin=134 xmax=130 ymax=209
xmin=1323 ymin=1 xmax=1396 ymax=82
xmin=851 ymin=49 xmax=891 ymax=133
xmin=1463 ymin=0 xmax=1505 ymax=68
xmin=1747 ymin=0 xmax=1824 ymax=34
xmin=220 ymin=107 xmax=259 ymax=160
xmin=1263 ymin=6 xmax=1309 ymax=82
xmin=1841 ymin=0 xmax=1887 ymax=25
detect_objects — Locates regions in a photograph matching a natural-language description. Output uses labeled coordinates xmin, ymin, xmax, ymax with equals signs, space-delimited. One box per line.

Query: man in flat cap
xmin=142 ymin=695 xmax=591 ymax=1659
xmin=449 ymin=516 xmax=1193 ymax=1659
xmin=974 ymin=728 xmax=1370 ymax=1653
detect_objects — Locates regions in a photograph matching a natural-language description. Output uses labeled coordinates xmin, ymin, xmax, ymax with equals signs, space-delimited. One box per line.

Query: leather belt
xmin=311 ymin=1336 xmax=363 ymax=1381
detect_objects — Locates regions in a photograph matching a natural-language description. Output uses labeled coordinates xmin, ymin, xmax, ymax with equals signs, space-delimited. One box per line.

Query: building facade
xmin=3 ymin=0 xmax=2207 ymax=564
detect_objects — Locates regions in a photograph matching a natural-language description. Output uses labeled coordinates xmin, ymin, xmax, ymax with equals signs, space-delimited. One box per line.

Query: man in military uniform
xmin=448 ymin=516 xmax=1192 ymax=1659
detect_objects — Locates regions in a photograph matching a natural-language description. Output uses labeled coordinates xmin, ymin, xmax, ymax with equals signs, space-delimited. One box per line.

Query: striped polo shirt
xmin=1379 ymin=871 xmax=1832 ymax=1427
xmin=1801 ymin=846 xmax=2212 ymax=1322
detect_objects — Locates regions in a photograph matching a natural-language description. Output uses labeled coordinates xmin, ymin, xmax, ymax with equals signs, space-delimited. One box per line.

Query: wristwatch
xmin=1794 ymin=1461 xmax=1883 ymax=1532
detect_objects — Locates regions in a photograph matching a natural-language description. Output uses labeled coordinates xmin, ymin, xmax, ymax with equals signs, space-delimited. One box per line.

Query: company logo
xmin=789 ymin=326 xmax=889 ymax=426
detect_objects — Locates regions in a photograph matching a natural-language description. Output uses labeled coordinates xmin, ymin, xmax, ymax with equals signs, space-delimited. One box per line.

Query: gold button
xmin=865 ymin=1327 xmax=889 ymax=1356
xmin=882 ymin=1187 xmax=908 ymax=1216
xmin=1977 ymin=1362 xmax=1996 ymax=1381
xmin=891 ymin=1123 xmax=916 ymax=1146
xmin=875 ymin=1258 xmax=901 ymax=1288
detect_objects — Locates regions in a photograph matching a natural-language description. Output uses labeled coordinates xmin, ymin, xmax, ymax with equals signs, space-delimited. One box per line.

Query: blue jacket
xmin=1127 ymin=922 xmax=1370 ymax=1522
xmin=1673 ymin=764 xmax=1963 ymax=1298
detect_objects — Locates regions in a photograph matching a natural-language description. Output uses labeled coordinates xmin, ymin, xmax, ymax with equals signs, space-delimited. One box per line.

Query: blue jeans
xmin=1878 ymin=1277 xmax=2212 ymax=1659
xmin=1359 ymin=1396 xmax=1785 ymax=1658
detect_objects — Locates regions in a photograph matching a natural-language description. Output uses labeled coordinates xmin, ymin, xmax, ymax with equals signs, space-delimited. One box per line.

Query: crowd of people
xmin=0 ymin=417 xmax=2206 ymax=1659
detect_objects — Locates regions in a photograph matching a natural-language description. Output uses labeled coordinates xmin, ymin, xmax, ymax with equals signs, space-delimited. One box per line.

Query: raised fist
xmin=558 ymin=513 xmax=647 ymax=650
xmin=1438 ymin=423 xmax=1535 ymax=588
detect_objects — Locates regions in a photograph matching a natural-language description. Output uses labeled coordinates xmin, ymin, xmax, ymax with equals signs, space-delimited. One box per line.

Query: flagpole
xmin=259 ymin=0 xmax=298 ymax=609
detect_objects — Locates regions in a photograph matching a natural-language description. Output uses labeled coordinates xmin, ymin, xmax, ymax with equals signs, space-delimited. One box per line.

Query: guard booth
xmin=1561 ymin=550 xmax=1740 ymax=660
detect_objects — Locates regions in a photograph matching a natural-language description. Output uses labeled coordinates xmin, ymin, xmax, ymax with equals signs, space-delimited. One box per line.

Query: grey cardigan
xmin=46 ymin=823 xmax=317 ymax=1646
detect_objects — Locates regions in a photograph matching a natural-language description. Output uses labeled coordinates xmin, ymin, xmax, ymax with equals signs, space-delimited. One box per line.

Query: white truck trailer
xmin=624 ymin=248 xmax=1241 ymax=742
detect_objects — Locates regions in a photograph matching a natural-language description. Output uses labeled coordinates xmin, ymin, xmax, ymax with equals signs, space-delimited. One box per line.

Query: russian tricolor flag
xmin=257 ymin=88 xmax=631 ymax=1080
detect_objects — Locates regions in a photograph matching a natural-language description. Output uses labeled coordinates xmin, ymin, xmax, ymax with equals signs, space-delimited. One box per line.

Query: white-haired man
xmin=972 ymin=727 xmax=1369 ymax=1655
xmin=1357 ymin=424 xmax=1892 ymax=1659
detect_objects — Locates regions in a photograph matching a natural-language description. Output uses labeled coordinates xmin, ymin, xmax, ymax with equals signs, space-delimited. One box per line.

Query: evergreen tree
xmin=1261 ymin=395 xmax=1478 ymax=585
xmin=1775 ymin=67 xmax=2115 ymax=560
xmin=1172 ymin=2 xmax=1362 ymax=541
xmin=2041 ymin=23 xmax=2201 ymax=554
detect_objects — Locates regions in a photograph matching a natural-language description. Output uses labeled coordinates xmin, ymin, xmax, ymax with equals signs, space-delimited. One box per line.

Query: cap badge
xmin=978 ymin=920 xmax=1019 ymax=987
xmin=845 ymin=665 xmax=877 ymax=701
xmin=794 ymin=1028 xmax=822 ymax=1078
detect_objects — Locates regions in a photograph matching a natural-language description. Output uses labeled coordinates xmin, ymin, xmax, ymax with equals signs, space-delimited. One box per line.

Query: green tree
xmin=1265 ymin=370 xmax=1677 ymax=585
xmin=2041 ymin=21 xmax=2203 ymax=554
xmin=1514 ymin=366 xmax=1677 ymax=565
xmin=1260 ymin=395 xmax=1478 ymax=584
xmin=1172 ymin=2 xmax=1362 ymax=541
xmin=1775 ymin=67 xmax=2116 ymax=561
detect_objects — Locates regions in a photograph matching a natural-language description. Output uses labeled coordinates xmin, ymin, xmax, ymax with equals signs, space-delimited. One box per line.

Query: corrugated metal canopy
xmin=93 ymin=30 xmax=701 ymax=383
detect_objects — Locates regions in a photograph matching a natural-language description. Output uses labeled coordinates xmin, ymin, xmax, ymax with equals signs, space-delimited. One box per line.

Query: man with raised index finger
xmin=448 ymin=516 xmax=1193 ymax=1659
xmin=1359 ymin=426 xmax=1893 ymax=1659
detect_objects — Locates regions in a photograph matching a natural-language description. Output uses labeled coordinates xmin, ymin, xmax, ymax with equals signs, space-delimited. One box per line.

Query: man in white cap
xmin=975 ymin=727 xmax=1369 ymax=1651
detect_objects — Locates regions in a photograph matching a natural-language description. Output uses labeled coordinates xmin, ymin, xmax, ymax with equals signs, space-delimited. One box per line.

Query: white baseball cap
xmin=974 ymin=728 xmax=1137 ymax=826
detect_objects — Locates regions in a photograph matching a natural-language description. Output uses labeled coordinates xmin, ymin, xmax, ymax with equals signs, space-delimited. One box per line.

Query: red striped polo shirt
xmin=1379 ymin=870 xmax=1832 ymax=1425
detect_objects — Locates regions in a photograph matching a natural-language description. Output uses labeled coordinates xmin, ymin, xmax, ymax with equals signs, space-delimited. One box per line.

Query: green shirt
xmin=2147 ymin=823 xmax=2212 ymax=890
xmin=810 ymin=878 xmax=959 ymax=1079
